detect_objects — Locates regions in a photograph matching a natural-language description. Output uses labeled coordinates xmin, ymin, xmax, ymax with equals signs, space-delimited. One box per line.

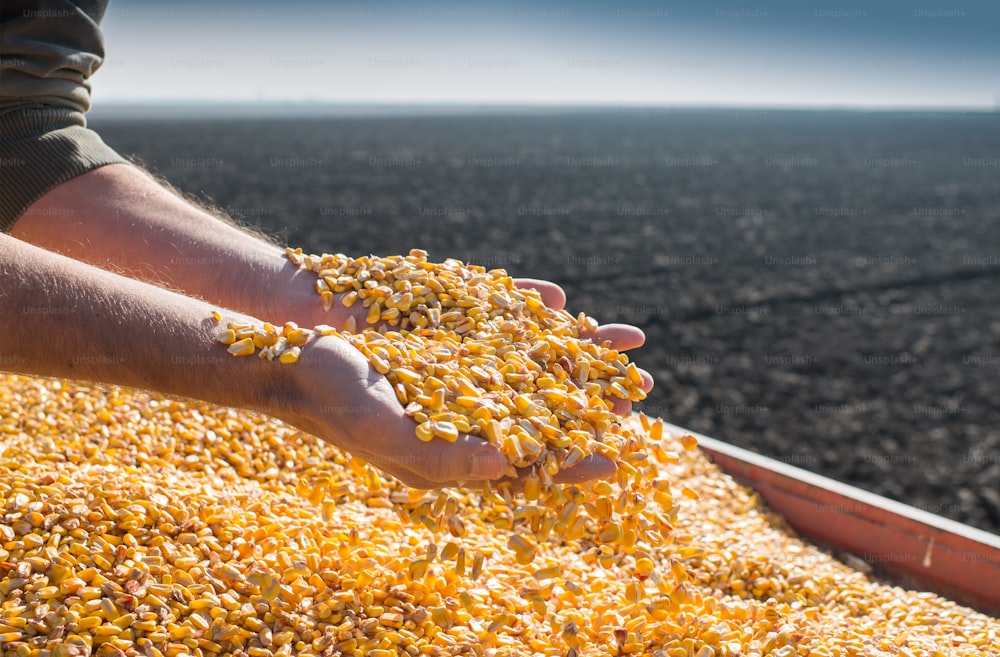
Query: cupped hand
xmin=508 ymin=279 xmax=654 ymax=483
xmin=312 ymin=275 xmax=655 ymax=416
xmin=280 ymin=334 xmax=649 ymax=489
xmin=513 ymin=278 xmax=654 ymax=416
xmin=276 ymin=334 xmax=506 ymax=489
xmin=280 ymin=274 xmax=653 ymax=489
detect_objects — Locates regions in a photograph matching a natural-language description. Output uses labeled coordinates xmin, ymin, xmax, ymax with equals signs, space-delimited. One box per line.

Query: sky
xmin=94 ymin=0 xmax=1000 ymax=109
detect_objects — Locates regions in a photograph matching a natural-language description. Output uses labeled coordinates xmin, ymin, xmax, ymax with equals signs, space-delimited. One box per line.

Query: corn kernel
xmin=227 ymin=337 xmax=255 ymax=356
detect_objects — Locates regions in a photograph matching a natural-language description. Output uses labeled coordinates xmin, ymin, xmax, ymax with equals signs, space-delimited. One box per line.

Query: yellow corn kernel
xmin=396 ymin=368 xmax=421 ymax=385
xmin=523 ymin=474 xmax=541 ymax=501
xmin=415 ymin=421 xmax=435 ymax=442
xmin=532 ymin=565 xmax=561 ymax=580
xmin=370 ymin=353 xmax=390 ymax=374
xmin=597 ymin=523 xmax=623 ymax=544
xmin=278 ymin=346 xmax=301 ymax=364
xmin=439 ymin=541 xmax=460 ymax=561
xmin=76 ymin=616 xmax=103 ymax=631
xmin=508 ymin=534 xmax=536 ymax=564
xmin=112 ymin=613 xmax=135 ymax=630
xmin=562 ymin=445 xmax=587 ymax=469
xmin=215 ymin=328 xmax=237 ymax=345
xmin=408 ymin=560 xmax=430 ymax=579
xmin=634 ymin=557 xmax=655 ymax=579
xmin=447 ymin=515 xmax=467 ymax=538
xmin=471 ymin=552 xmax=486 ymax=580
xmin=227 ymin=337 xmax=255 ymax=356
xmin=431 ymin=421 xmax=459 ymax=442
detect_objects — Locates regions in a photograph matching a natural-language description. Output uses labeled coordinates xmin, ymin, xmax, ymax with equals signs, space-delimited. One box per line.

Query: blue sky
xmin=94 ymin=0 xmax=1000 ymax=109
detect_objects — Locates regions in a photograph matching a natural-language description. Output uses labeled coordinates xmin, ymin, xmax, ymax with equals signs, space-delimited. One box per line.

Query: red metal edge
xmin=663 ymin=423 xmax=1000 ymax=618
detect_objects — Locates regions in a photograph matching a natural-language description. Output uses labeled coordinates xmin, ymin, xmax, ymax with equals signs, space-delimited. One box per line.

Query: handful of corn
xmin=1 ymin=375 xmax=996 ymax=657
xmin=217 ymin=249 xmax=675 ymax=566
xmin=229 ymin=247 xmax=650 ymax=471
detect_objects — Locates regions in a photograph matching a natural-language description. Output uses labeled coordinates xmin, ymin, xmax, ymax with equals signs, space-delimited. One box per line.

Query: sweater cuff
xmin=0 ymin=105 xmax=128 ymax=232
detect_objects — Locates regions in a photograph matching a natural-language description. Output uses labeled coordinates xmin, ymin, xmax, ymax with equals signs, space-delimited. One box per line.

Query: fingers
xmin=552 ymin=454 xmax=617 ymax=484
xmin=379 ymin=468 xmax=463 ymax=491
xmin=367 ymin=422 xmax=506 ymax=489
xmin=512 ymin=281 xmax=652 ymax=423
xmin=513 ymin=278 xmax=566 ymax=310
xmin=608 ymin=397 xmax=633 ymax=416
xmin=493 ymin=453 xmax=618 ymax=493
xmin=513 ymin=279 xmax=647 ymax=352
xmin=604 ymin=366 xmax=653 ymax=417
xmin=390 ymin=441 xmax=622 ymax=490
xmin=583 ymin=323 xmax=646 ymax=351
xmin=404 ymin=434 xmax=507 ymax=484
xmin=638 ymin=367 xmax=654 ymax=393
xmin=381 ymin=432 xmax=622 ymax=489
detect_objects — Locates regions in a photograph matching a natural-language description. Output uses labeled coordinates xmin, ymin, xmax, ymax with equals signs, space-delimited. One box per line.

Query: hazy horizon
xmin=93 ymin=0 xmax=1000 ymax=110
xmin=87 ymin=100 xmax=1000 ymax=121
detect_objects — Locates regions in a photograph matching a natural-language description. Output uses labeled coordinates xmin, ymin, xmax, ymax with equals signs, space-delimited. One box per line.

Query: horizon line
xmin=89 ymin=100 xmax=999 ymax=120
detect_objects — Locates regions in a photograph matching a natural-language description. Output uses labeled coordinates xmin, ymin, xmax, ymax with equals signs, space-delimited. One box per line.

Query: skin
xmin=4 ymin=162 xmax=653 ymax=488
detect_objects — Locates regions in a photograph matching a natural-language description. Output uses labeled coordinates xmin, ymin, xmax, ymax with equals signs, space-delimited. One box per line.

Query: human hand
xmin=293 ymin=272 xmax=654 ymax=414
xmin=271 ymin=333 xmax=503 ymax=489
xmin=274 ymin=262 xmax=653 ymax=488
xmin=273 ymin=321 xmax=650 ymax=489
xmin=283 ymin=264 xmax=651 ymax=382
xmin=510 ymin=278 xmax=653 ymax=414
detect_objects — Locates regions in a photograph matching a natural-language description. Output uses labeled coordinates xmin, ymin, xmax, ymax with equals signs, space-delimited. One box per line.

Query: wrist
xmin=239 ymin=250 xmax=332 ymax=327
xmin=204 ymin=312 xmax=303 ymax=417
xmin=260 ymin=331 xmax=363 ymax=437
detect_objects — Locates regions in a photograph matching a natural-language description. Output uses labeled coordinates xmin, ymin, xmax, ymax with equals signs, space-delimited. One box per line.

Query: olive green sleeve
xmin=0 ymin=0 xmax=128 ymax=232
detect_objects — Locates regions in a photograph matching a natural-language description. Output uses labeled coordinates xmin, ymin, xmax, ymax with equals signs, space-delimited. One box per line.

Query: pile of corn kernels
xmin=1 ymin=373 xmax=996 ymax=657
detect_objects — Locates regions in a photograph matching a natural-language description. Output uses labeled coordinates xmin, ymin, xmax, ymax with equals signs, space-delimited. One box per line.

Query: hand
xmin=511 ymin=278 xmax=653 ymax=417
xmin=275 ymin=333 xmax=641 ymax=488
xmin=275 ymin=274 xmax=654 ymax=489
xmin=508 ymin=279 xmax=654 ymax=483
xmin=301 ymin=273 xmax=655 ymax=418
xmin=274 ymin=334 xmax=505 ymax=488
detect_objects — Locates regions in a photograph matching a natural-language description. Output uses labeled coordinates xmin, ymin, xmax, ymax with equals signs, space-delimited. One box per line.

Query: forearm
xmin=0 ymin=232 xmax=290 ymax=412
xmin=10 ymin=163 xmax=324 ymax=326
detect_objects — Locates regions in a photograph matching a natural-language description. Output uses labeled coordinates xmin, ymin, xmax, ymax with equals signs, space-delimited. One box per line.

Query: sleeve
xmin=0 ymin=0 xmax=129 ymax=232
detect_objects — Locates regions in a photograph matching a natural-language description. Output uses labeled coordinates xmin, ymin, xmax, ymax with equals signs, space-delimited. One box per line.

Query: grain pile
xmin=1 ymin=373 xmax=996 ymax=657
xmin=1 ymin=250 xmax=997 ymax=656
